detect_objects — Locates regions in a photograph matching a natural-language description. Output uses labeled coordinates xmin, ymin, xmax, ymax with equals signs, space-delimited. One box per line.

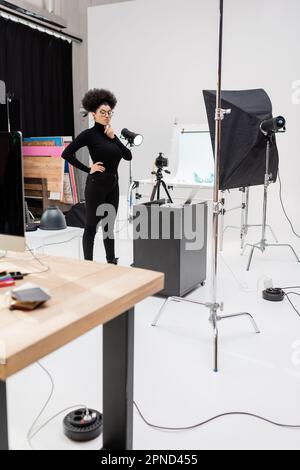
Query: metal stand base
xmin=223 ymin=224 xmax=278 ymax=250
xmin=152 ymin=297 xmax=260 ymax=372
xmin=244 ymin=241 xmax=300 ymax=271
xmin=242 ymin=137 xmax=300 ymax=271
xmin=219 ymin=187 xmax=279 ymax=251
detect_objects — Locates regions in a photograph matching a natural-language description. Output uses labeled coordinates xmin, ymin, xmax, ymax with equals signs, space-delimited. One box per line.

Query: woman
xmin=62 ymin=89 xmax=132 ymax=264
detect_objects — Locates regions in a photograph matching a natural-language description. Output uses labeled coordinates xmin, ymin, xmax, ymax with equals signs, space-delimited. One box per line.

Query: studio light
xmin=121 ymin=128 xmax=143 ymax=147
xmin=203 ymin=89 xmax=280 ymax=190
xmin=40 ymin=206 xmax=67 ymax=231
xmin=260 ymin=116 xmax=286 ymax=136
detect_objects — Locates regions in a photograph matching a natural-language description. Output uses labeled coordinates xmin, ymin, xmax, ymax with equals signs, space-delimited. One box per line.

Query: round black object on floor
xmin=262 ymin=288 xmax=285 ymax=302
xmin=63 ymin=408 xmax=103 ymax=442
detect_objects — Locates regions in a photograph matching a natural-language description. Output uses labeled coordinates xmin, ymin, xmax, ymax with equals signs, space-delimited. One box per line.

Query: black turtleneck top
xmin=61 ymin=122 xmax=132 ymax=175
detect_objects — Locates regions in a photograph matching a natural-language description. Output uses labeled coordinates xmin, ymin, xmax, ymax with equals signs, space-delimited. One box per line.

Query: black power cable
xmin=278 ymin=171 xmax=300 ymax=239
xmin=133 ymin=402 xmax=300 ymax=432
xmin=284 ymin=292 xmax=300 ymax=318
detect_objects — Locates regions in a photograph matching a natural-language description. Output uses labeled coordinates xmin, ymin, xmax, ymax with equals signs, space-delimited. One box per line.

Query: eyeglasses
xmin=99 ymin=110 xmax=114 ymax=117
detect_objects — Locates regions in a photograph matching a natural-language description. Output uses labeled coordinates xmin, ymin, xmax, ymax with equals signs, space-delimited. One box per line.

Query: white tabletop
xmin=26 ymin=226 xmax=82 ymax=240
xmin=136 ymin=178 xmax=214 ymax=190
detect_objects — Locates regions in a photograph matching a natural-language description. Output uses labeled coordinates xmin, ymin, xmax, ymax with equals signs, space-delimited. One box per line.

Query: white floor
xmin=6 ymin=214 xmax=300 ymax=450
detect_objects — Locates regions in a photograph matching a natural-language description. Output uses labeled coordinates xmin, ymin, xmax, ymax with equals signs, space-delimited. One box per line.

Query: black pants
xmin=83 ymin=172 xmax=119 ymax=261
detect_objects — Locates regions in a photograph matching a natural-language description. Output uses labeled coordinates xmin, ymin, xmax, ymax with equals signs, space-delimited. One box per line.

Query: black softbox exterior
xmin=203 ymin=89 xmax=279 ymax=190
xmin=65 ymin=202 xmax=86 ymax=228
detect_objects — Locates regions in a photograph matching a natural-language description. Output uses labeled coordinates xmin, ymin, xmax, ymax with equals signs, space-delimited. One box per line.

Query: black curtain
xmin=0 ymin=17 xmax=74 ymax=137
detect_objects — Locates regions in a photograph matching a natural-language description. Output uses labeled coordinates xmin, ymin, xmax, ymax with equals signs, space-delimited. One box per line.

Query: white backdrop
xmin=88 ymin=0 xmax=300 ymax=239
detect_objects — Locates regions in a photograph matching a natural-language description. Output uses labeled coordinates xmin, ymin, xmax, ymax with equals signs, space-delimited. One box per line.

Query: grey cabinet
xmin=133 ymin=201 xmax=207 ymax=297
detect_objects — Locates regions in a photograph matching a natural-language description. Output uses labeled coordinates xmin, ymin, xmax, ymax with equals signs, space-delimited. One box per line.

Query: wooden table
xmin=0 ymin=254 xmax=164 ymax=450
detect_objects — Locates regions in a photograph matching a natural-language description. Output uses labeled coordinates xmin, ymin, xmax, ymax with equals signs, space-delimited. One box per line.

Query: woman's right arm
xmin=61 ymin=131 xmax=91 ymax=174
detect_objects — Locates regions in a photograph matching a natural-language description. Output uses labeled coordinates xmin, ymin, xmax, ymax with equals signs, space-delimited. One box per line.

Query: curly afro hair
xmin=82 ymin=88 xmax=117 ymax=113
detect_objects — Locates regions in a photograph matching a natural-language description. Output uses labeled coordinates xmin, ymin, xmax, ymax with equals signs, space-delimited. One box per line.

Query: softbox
xmin=65 ymin=202 xmax=86 ymax=228
xmin=203 ymin=89 xmax=279 ymax=190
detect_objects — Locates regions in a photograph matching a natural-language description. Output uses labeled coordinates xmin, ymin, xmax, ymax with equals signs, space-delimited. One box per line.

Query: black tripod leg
xmin=157 ymin=182 xmax=160 ymax=200
xmin=161 ymin=181 xmax=173 ymax=203
xmin=150 ymin=183 xmax=157 ymax=202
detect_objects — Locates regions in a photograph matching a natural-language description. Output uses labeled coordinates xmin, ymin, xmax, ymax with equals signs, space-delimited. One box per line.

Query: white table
xmin=26 ymin=226 xmax=83 ymax=258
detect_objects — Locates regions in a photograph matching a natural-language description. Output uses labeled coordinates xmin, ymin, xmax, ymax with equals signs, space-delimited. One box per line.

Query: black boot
xmin=107 ymin=258 xmax=119 ymax=265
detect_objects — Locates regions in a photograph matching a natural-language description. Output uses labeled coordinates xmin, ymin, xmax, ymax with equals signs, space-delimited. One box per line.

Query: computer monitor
xmin=0 ymin=131 xmax=25 ymax=252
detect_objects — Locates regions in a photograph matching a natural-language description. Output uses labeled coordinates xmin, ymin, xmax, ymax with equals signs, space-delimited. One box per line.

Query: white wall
xmin=87 ymin=0 xmax=300 ymax=241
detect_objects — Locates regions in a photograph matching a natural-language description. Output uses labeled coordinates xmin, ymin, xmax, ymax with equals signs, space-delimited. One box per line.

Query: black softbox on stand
xmin=203 ymin=89 xmax=279 ymax=190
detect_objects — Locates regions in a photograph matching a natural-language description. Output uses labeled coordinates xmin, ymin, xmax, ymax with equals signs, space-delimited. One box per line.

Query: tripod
xmin=244 ymin=136 xmax=300 ymax=271
xmin=150 ymin=167 xmax=173 ymax=203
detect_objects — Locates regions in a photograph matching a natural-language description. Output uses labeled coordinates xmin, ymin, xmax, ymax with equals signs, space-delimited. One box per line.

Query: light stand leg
xmin=246 ymin=244 xmax=257 ymax=271
xmin=151 ymin=297 xmax=174 ymax=327
xmin=267 ymin=226 xmax=278 ymax=243
xmin=152 ymin=297 xmax=207 ymax=327
xmin=221 ymin=188 xmax=248 ymax=246
xmin=265 ymin=243 xmax=300 ymax=261
xmin=219 ymin=312 xmax=260 ymax=334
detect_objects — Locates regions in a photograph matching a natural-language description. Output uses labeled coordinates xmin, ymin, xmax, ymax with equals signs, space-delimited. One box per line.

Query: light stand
xmin=126 ymin=143 xmax=135 ymax=223
xmin=244 ymin=133 xmax=300 ymax=271
xmin=120 ymin=129 xmax=143 ymax=223
xmin=152 ymin=0 xmax=260 ymax=372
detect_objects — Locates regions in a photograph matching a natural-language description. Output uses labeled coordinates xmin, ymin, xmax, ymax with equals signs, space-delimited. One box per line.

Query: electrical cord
xmin=278 ymin=171 xmax=300 ymax=239
xmin=133 ymin=401 xmax=300 ymax=431
xmin=27 ymin=362 xmax=55 ymax=449
xmin=114 ymin=219 xmax=130 ymax=235
xmin=25 ymin=244 xmax=50 ymax=274
xmin=26 ymin=236 xmax=81 ymax=253
xmin=284 ymin=292 xmax=300 ymax=318
xmin=281 ymin=286 xmax=300 ymax=290
xmin=27 ymin=362 xmax=88 ymax=450
xmin=219 ymin=253 xmax=253 ymax=292
xmin=25 ymin=360 xmax=300 ymax=448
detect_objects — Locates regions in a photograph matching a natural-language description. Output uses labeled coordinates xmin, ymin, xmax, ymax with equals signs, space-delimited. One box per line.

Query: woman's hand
xmin=104 ymin=125 xmax=115 ymax=139
xmin=90 ymin=162 xmax=106 ymax=174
